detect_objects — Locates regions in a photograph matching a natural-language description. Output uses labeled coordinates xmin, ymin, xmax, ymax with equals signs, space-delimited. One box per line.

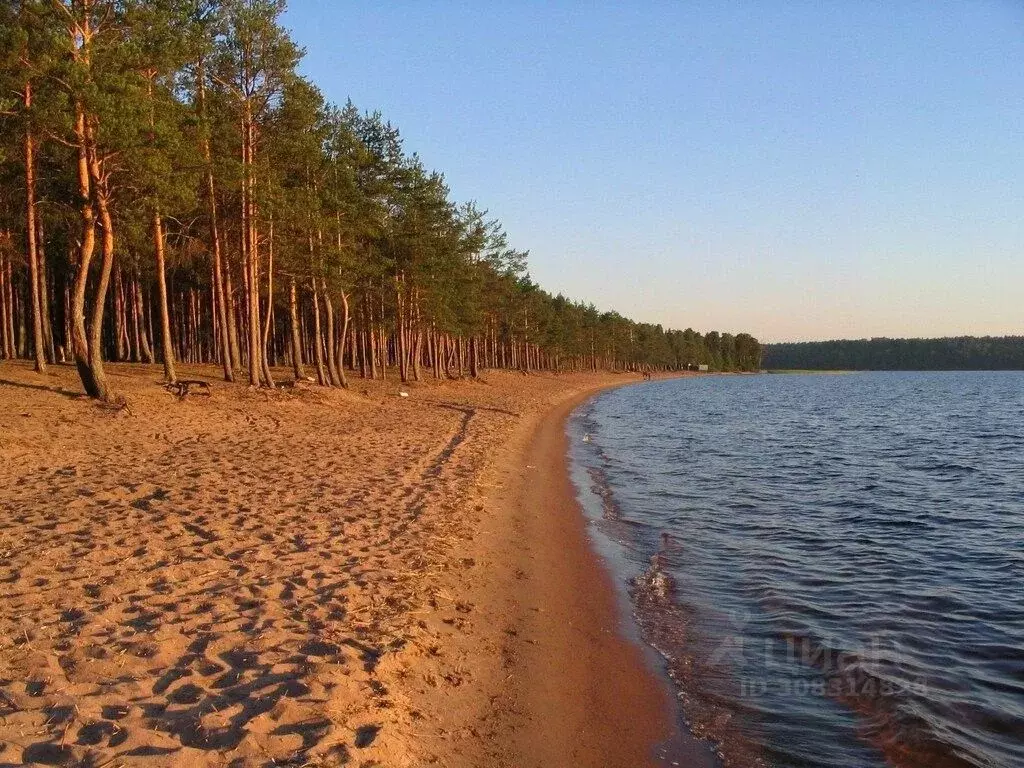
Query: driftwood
xmin=164 ymin=379 xmax=212 ymax=400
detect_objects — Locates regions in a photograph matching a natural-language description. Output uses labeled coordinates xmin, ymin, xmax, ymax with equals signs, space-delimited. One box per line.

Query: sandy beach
xmin=0 ymin=362 xmax=685 ymax=767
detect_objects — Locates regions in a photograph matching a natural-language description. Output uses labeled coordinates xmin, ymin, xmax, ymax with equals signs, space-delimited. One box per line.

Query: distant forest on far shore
xmin=764 ymin=336 xmax=1024 ymax=371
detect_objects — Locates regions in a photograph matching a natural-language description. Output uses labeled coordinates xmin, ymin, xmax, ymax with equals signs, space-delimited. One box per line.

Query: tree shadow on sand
xmin=0 ymin=377 xmax=80 ymax=399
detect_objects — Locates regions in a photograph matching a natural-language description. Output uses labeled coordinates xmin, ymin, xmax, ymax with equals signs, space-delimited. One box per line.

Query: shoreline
xmin=0 ymin=362 xmax=705 ymax=767
xmin=462 ymin=380 xmax=684 ymax=766
xmin=405 ymin=372 xmax=717 ymax=767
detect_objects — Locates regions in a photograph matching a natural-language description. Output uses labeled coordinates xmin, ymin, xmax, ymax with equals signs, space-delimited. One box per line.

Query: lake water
xmin=568 ymin=372 xmax=1024 ymax=768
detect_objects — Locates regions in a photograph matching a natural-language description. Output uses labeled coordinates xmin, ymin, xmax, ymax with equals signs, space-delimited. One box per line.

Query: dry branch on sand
xmin=164 ymin=379 xmax=213 ymax=400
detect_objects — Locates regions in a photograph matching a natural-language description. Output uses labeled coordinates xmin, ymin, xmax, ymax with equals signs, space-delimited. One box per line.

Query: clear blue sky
xmin=282 ymin=1 xmax=1024 ymax=343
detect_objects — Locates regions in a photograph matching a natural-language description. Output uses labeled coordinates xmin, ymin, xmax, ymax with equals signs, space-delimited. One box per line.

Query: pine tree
xmin=211 ymin=0 xmax=300 ymax=387
xmin=0 ymin=0 xmax=761 ymax=398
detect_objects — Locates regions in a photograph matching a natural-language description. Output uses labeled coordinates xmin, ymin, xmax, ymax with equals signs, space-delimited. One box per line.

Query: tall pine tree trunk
xmin=411 ymin=293 xmax=422 ymax=382
xmin=288 ymin=277 xmax=306 ymax=379
xmin=396 ymin=275 xmax=408 ymax=383
xmin=23 ymin=80 xmax=45 ymax=372
xmin=224 ymin=265 xmax=241 ymax=371
xmin=260 ymin=216 xmax=275 ymax=387
xmin=310 ymin=278 xmax=328 ymax=385
xmin=37 ymin=220 xmax=55 ymax=363
xmin=113 ymin=266 xmax=127 ymax=360
xmin=241 ymin=102 xmax=264 ymax=386
xmin=211 ymin=221 xmax=232 ymax=381
xmin=127 ymin=273 xmax=140 ymax=362
xmin=378 ymin=291 xmax=387 ymax=381
xmin=134 ymin=276 xmax=154 ymax=363
xmin=366 ymin=302 xmax=376 ymax=379
xmin=337 ymin=290 xmax=349 ymax=388
xmin=69 ymin=104 xmax=102 ymax=396
xmin=0 ymin=250 xmax=9 ymax=359
xmin=85 ymin=131 xmax=114 ymax=400
xmin=153 ymin=210 xmax=176 ymax=382
xmin=322 ymin=279 xmax=341 ymax=386
xmin=349 ymin=322 xmax=357 ymax=372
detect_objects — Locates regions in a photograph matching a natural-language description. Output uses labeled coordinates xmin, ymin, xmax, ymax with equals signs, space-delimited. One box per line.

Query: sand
xmin=0 ymin=361 xmax=685 ymax=767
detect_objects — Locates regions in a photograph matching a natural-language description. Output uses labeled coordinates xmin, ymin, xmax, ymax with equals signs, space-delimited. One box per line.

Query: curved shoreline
xmin=455 ymin=375 xmax=714 ymax=767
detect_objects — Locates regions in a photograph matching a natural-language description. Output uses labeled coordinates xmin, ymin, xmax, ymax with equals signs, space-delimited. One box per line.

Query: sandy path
xmin=0 ymin=362 xmax=686 ymax=767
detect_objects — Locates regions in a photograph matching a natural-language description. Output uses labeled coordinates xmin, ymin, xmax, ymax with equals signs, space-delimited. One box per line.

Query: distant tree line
xmin=764 ymin=336 xmax=1024 ymax=371
xmin=0 ymin=0 xmax=760 ymax=400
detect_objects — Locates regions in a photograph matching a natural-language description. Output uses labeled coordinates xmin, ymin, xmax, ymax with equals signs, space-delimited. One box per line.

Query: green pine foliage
xmin=0 ymin=0 xmax=761 ymax=396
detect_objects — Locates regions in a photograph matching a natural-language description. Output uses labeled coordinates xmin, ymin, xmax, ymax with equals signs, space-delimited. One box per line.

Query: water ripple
xmin=569 ymin=372 xmax=1024 ymax=768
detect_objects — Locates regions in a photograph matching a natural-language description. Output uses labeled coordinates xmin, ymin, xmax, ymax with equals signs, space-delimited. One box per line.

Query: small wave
xmin=631 ymin=543 xmax=771 ymax=768
xmin=586 ymin=466 xmax=622 ymax=522
xmin=900 ymin=461 xmax=980 ymax=475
